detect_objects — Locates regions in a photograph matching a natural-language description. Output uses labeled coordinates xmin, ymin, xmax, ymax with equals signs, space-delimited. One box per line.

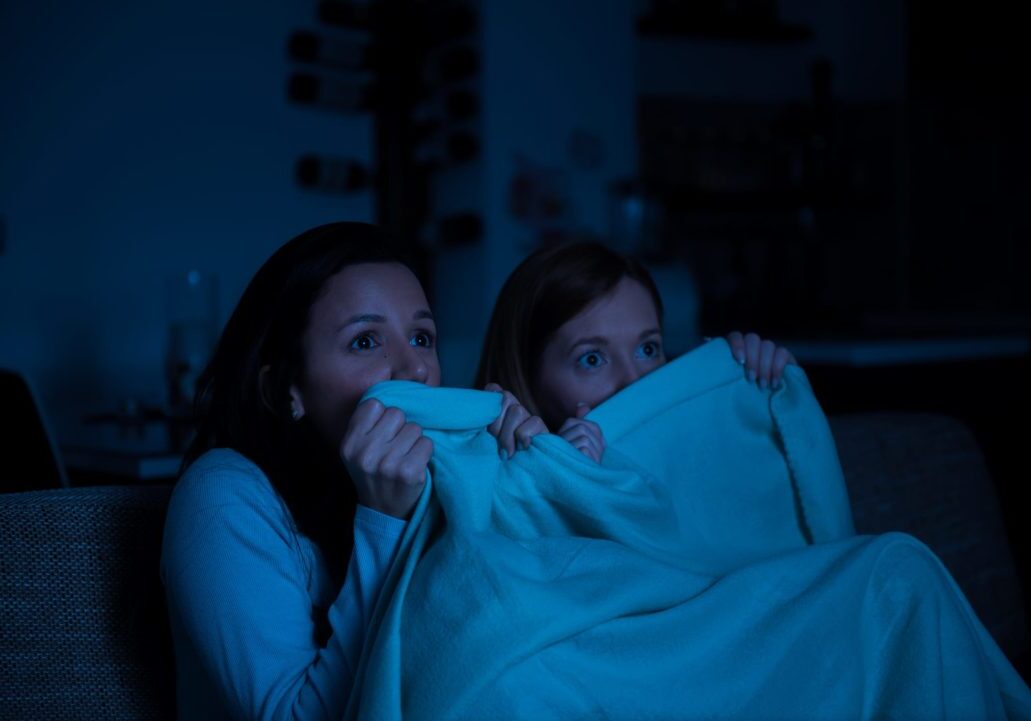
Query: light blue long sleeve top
xmin=160 ymin=448 xmax=406 ymax=721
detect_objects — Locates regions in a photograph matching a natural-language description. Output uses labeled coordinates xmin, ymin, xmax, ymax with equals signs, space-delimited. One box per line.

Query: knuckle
xmin=379 ymin=456 xmax=400 ymax=476
xmin=358 ymin=453 xmax=378 ymax=476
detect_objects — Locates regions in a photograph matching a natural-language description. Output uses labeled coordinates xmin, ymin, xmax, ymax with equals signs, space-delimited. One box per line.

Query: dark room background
xmin=2 ymin=0 xmax=1028 ymax=591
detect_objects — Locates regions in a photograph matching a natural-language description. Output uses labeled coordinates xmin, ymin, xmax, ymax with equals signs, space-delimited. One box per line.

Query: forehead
xmin=555 ymin=277 xmax=659 ymax=339
xmin=312 ymin=262 xmax=428 ymax=318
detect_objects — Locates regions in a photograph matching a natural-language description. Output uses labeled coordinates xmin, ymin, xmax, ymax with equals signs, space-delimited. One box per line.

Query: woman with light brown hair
xmin=474 ymin=240 xmax=797 ymax=461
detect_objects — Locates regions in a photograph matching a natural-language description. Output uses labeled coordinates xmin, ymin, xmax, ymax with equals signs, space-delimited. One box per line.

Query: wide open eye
xmin=576 ymin=350 xmax=607 ymax=370
xmin=635 ymin=340 xmax=662 ymax=360
xmin=349 ymin=333 xmax=379 ymax=351
xmin=410 ymin=331 xmax=435 ymax=348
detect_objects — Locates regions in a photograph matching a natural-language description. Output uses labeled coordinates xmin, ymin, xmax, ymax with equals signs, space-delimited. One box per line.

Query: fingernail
xmin=499 ymin=449 xmax=509 ymax=461
xmin=735 ymin=353 xmax=746 ymax=365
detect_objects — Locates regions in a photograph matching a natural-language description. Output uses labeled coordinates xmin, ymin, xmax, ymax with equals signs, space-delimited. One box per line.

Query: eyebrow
xmin=338 ymin=309 xmax=434 ymax=331
xmin=566 ymin=328 xmax=661 ymax=355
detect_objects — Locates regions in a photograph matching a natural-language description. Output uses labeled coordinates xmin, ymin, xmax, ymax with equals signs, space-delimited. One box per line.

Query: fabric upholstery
xmin=831 ymin=412 xmax=1029 ymax=662
xmin=0 ymin=485 xmax=174 ymax=720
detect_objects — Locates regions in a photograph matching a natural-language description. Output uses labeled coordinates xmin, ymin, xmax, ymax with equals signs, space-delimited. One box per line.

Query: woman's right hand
xmin=340 ymin=399 xmax=433 ymax=520
xmin=558 ymin=404 xmax=605 ymax=463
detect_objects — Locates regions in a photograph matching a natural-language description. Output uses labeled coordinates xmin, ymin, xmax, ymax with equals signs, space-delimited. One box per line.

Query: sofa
xmin=0 ymin=412 xmax=1027 ymax=720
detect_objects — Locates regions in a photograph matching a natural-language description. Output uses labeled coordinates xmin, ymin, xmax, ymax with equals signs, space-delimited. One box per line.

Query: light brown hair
xmin=474 ymin=241 xmax=663 ymax=424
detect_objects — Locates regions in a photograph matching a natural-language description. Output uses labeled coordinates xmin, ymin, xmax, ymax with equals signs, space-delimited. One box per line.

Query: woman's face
xmin=290 ymin=262 xmax=441 ymax=444
xmin=533 ymin=277 xmax=665 ymax=428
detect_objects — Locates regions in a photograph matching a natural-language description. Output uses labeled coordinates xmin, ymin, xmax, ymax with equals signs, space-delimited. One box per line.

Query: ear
xmin=259 ymin=365 xmax=305 ymax=420
xmin=288 ymin=383 xmax=305 ymax=421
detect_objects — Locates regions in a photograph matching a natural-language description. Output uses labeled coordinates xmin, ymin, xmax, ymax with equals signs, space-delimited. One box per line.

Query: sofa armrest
xmin=828 ymin=412 xmax=1028 ymax=663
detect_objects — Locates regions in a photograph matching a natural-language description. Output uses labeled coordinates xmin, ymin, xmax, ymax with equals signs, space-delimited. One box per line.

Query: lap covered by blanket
xmin=345 ymin=339 xmax=1031 ymax=720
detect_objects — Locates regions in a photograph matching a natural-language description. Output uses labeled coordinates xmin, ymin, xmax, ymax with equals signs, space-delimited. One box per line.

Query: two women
xmin=165 ymin=222 xmax=1028 ymax=719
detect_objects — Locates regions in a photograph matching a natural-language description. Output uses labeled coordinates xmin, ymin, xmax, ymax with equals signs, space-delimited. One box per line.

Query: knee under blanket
xmin=344 ymin=339 xmax=1031 ymax=720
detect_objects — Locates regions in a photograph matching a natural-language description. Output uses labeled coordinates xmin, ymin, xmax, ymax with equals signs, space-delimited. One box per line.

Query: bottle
xmin=287 ymin=72 xmax=376 ymax=113
xmin=295 ymin=155 xmax=371 ymax=194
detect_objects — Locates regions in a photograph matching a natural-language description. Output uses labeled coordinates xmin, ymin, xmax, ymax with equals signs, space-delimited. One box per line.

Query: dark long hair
xmin=183 ymin=222 xmax=408 ymax=582
xmin=474 ymin=241 xmax=663 ymax=424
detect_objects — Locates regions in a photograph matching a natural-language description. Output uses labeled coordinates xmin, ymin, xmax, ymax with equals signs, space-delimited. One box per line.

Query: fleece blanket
xmin=344 ymin=339 xmax=1031 ymax=720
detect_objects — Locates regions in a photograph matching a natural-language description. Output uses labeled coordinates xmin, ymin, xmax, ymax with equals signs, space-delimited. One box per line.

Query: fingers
xmin=395 ymin=435 xmax=433 ymax=485
xmin=341 ymin=403 xmax=432 ymax=518
xmin=725 ymin=330 xmax=746 ymax=364
xmin=484 ymin=384 xmax=547 ymax=459
xmin=497 ymin=401 xmax=531 ymax=458
xmin=565 ymin=431 xmax=602 ymax=462
xmin=485 ymin=386 xmax=517 ymax=439
xmin=513 ymin=416 xmax=547 ymax=453
xmin=571 ymin=438 xmax=602 ymax=462
xmin=345 ymin=398 xmax=386 ymax=438
xmin=744 ymin=333 xmax=762 ymax=383
xmin=757 ymin=339 xmax=776 ymax=390
xmin=771 ymin=346 xmax=796 ymax=385
xmin=558 ymin=417 xmax=605 ymax=463
xmin=732 ymin=332 xmax=798 ymax=390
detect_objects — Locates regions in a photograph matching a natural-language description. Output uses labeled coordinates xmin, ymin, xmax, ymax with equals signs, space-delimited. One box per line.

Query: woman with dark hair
xmin=161 ymin=222 xmax=545 ymax=721
xmin=474 ymin=240 xmax=796 ymax=461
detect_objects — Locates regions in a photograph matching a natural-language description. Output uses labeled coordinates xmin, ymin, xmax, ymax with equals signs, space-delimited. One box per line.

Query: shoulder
xmin=162 ymin=449 xmax=311 ymax=584
xmin=165 ymin=448 xmax=298 ymax=547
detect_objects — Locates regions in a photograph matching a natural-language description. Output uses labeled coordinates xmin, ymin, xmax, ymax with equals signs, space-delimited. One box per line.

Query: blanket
xmin=345 ymin=339 xmax=1031 ymax=720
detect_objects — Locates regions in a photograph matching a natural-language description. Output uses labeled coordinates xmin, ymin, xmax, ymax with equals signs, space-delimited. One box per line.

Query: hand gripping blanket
xmin=345 ymin=339 xmax=1031 ymax=720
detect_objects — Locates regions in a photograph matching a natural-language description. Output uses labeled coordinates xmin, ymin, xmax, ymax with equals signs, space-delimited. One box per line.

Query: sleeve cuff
xmin=355 ymin=503 xmax=408 ymax=540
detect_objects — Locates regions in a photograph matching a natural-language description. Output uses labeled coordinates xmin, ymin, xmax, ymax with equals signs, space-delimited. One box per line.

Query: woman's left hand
xmin=484 ymin=383 xmax=548 ymax=459
xmin=725 ymin=331 xmax=798 ymax=390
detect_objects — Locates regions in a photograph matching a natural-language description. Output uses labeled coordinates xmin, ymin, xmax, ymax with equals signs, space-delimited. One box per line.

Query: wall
xmin=0 ymin=0 xmax=373 ymax=441
xmin=431 ymin=0 xmax=639 ymax=386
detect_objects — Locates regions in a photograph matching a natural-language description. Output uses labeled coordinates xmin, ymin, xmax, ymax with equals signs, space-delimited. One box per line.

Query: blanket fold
xmin=345 ymin=340 xmax=1031 ymax=720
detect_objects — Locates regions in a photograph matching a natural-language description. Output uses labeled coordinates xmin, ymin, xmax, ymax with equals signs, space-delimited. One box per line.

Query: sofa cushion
xmin=829 ymin=412 xmax=1029 ymax=664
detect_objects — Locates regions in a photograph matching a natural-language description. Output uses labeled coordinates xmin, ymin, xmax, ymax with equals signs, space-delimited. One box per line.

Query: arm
xmin=162 ymin=462 xmax=404 ymax=721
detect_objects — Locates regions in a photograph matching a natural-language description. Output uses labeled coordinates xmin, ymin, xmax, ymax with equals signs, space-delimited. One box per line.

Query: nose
xmin=393 ymin=343 xmax=430 ymax=383
xmin=612 ymin=357 xmax=644 ymax=393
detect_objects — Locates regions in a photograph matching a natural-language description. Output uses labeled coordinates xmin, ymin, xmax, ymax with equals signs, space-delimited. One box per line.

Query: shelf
xmin=636 ymin=15 xmax=812 ymax=44
xmin=655 ymin=186 xmax=889 ymax=213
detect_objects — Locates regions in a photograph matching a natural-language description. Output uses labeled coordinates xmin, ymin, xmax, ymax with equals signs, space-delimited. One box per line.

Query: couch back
xmin=0 ymin=485 xmax=175 ymax=720
xmin=0 ymin=412 xmax=1026 ymax=718
xmin=830 ymin=412 xmax=1029 ymax=665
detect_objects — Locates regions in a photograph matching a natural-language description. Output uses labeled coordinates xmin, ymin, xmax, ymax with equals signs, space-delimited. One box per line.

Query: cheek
xmin=304 ymin=360 xmax=391 ymax=441
xmin=424 ymin=353 xmax=442 ymax=387
xmin=539 ymin=370 xmax=612 ymax=421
